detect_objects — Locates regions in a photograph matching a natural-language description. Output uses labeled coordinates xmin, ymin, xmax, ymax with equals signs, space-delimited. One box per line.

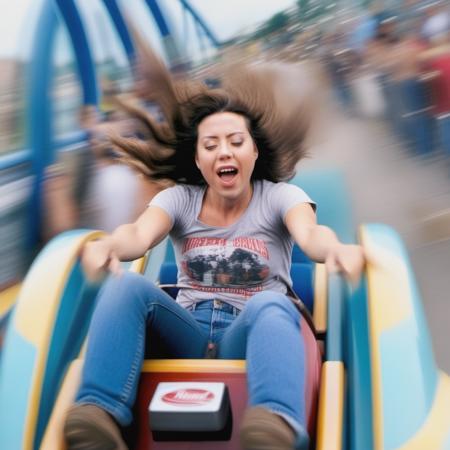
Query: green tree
xmin=264 ymin=11 xmax=290 ymax=34
xmin=297 ymin=0 xmax=310 ymax=19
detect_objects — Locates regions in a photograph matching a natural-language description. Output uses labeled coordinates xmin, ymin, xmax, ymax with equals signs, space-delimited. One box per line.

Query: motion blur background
xmin=0 ymin=0 xmax=449 ymax=371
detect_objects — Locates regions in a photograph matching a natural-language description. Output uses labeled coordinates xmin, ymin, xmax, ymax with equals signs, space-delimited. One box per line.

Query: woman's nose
xmin=218 ymin=143 xmax=232 ymax=158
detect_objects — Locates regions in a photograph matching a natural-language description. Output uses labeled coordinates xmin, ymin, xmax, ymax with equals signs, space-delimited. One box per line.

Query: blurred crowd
xmin=318 ymin=0 xmax=450 ymax=160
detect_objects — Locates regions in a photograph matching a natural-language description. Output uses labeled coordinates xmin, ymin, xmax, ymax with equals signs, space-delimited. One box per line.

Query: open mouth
xmin=217 ymin=167 xmax=238 ymax=183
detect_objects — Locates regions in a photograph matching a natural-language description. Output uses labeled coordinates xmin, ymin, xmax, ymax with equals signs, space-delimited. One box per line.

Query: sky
xmin=0 ymin=0 xmax=297 ymax=59
xmin=0 ymin=0 xmax=42 ymax=58
xmin=188 ymin=0 xmax=297 ymax=39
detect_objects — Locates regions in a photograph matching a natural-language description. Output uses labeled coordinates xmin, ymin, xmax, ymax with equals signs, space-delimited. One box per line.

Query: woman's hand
xmin=80 ymin=238 xmax=122 ymax=282
xmin=324 ymin=243 xmax=366 ymax=286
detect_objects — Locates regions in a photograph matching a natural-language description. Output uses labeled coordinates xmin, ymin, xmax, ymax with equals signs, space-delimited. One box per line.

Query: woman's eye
xmin=231 ymin=141 xmax=243 ymax=147
xmin=205 ymin=145 xmax=217 ymax=151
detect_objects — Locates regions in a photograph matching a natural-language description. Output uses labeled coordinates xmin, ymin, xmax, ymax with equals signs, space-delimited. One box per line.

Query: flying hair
xmin=110 ymin=34 xmax=312 ymax=185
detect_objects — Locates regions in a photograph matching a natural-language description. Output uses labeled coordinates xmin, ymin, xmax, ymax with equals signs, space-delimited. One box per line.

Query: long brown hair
xmin=111 ymin=42 xmax=310 ymax=185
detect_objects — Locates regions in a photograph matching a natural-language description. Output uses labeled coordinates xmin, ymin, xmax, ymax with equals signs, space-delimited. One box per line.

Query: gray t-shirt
xmin=150 ymin=179 xmax=315 ymax=310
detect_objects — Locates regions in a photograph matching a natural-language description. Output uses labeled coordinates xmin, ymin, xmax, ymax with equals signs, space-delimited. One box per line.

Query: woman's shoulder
xmin=257 ymin=179 xmax=307 ymax=196
xmin=256 ymin=179 xmax=314 ymax=210
xmin=256 ymin=179 xmax=280 ymax=192
xmin=155 ymin=183 xmax=203 ymax=198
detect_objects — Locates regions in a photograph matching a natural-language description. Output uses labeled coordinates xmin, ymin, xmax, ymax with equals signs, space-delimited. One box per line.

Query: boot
xmin=64 ymin=404 xmax=127 ymax=450
xmin=240 ymin=406 xmax=309 ymax=450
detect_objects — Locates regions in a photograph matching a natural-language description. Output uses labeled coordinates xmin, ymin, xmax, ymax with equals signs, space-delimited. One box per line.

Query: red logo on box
xmin=162 ymin=389 xmax=215 ymax=406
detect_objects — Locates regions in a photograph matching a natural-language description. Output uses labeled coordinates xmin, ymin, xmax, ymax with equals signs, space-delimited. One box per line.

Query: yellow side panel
xmin=0 ymin=283 xmax=21 ymax=317
xmin=316 ymin=361 xmax=345 ymax=450
xmin=129 ymin=253 xmax=150 ymax=274
xmin=313 ymin=264 xmax=327 ymax=333
xmin=396 ymin=373 xmax=450 ymax=450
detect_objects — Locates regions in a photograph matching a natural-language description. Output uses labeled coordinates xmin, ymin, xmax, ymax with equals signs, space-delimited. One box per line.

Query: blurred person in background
xmin=350 ymin=10 xmax=378 ymax=56
xmin=367 ymin=14 xmax=434 ymax=157
xmin=349 ymin=10 xmax=387 ymax=120
xmin=366 ymin=16 xmax=404 ymax=133
xmin=42 ymin=105 xmax=99 ymax=240
xmin=320 ymin=30 xmax=358 ymax=114
xmin=393 ymin=23 xmax=434 ymax=157
xmin=420 ymin=27 xmax=450 ymax=162
xmin=43 ymin=102 xmax=169 ymax=241
xmin=80 ymin=108 xmax=143 ymax=233
xmin=422 ymin=1 xmax=450 ymax=43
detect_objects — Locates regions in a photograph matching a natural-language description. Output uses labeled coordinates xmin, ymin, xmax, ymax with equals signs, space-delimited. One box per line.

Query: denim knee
xmin=103 ymin=271 xmax=155 ymax=291
xmin=97 ymin=272 xmax=158 ymax=314
xmin=245 ymin=291 xmax=300 ymax=322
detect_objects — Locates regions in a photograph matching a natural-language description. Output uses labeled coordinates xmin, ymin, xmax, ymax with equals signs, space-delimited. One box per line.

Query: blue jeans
xmin=397 ymin=79 xmax=434 ymax=156
xmin=379 ymin=75 xmax=405 ymax=138
xmin=76 ymin=272 xmax=306 ymax=434
xmin=437 ymin=115 xmax=450 ymax=158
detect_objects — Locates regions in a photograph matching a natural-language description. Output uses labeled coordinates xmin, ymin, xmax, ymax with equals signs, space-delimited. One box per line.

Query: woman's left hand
xmin=324 ymin=243 xmax=366 ymax=286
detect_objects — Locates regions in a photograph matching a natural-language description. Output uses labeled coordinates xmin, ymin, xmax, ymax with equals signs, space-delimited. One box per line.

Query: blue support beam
xmin=143 ymin=0 xmax=182 ymax=65
xmin=28 ymin=0 xmax=100 ymax=248
xmin=195 ymin=20 xmax=208 ymax=56
xmin=102 ymin=0 xmax=136 ymax=65
xmin=26 ymin=1 xmax=58 ymax=249
xmin=144 ymin=0 xmax=171 ymax=37
xmin=178 ymin=0 xmax=220 ymax=48
xmin=55 ymin=0 xmax=99 ymax=106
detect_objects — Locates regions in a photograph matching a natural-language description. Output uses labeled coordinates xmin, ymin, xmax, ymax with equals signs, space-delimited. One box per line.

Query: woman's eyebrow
xmin=201 ymin=131 xmax=245 ymax=139
xmin=201 ymin=135 xmax=218 ymax=139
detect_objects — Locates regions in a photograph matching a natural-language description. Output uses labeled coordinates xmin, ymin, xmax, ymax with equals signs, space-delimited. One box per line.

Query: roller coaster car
xmin=0 ymin=170 xmax=449 ymax=450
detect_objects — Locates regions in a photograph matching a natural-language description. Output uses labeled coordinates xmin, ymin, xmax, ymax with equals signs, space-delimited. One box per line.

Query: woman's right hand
xmin=80 ymin=237 xmax=122 ymax=282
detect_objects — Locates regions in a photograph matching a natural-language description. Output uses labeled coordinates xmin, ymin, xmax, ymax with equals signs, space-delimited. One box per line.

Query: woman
xmin=63 ymin=49 xmax=365 ymax=450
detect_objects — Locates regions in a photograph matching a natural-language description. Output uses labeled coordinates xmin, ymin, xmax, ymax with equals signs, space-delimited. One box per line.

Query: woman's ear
xmin=254 ymin=145 xmax=259 ymax=159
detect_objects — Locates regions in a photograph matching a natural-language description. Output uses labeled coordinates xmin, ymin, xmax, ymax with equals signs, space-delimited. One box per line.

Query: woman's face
xmin=196 ymin=112 xmax=258 ymax=201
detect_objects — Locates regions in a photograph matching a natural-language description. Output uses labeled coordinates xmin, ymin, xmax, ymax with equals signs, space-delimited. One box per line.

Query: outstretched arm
xmin=285 ymin=203 xmax=365 ymax=284
xmin=81 ymin=205 xmax=172 ymax=281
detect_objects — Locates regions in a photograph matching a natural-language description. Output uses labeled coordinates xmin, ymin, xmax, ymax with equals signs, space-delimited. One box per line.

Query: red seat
xmin=132 ymin=316 xmax=322 ymax=449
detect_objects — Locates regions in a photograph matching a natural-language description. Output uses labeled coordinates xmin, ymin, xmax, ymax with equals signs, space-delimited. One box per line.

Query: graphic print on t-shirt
xmin=181 ymin=237 xmax=270 ymax=291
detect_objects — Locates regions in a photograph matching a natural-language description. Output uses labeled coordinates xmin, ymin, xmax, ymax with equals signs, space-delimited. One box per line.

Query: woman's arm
xmin=285 ymin=203 xmax=365 ymax=284
xmin=81 ymin=205 xmax=172 ymax=281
